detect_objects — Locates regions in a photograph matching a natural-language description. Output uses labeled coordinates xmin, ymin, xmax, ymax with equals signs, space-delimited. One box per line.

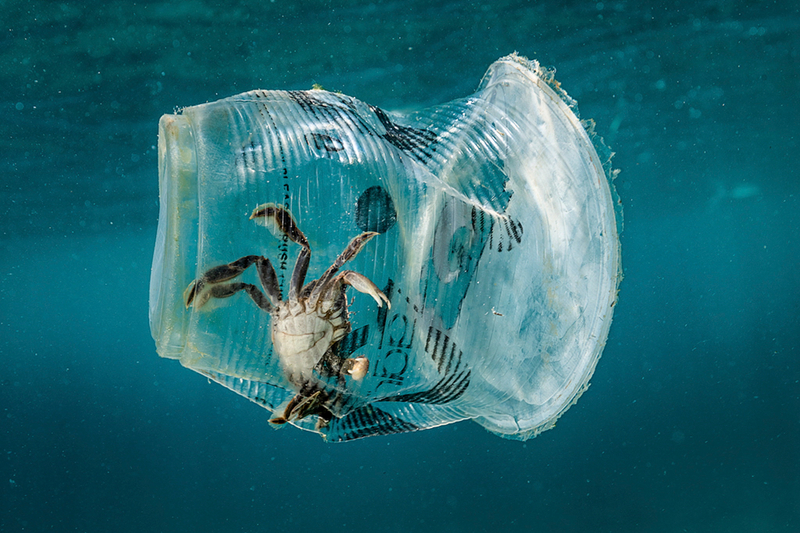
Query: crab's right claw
xmin=340 ymin=271 xmax=391 ymax=309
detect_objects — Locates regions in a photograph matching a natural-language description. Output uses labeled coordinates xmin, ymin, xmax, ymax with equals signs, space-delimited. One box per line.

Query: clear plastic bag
xmin=150 ymin=53 xmax=622 ymax=441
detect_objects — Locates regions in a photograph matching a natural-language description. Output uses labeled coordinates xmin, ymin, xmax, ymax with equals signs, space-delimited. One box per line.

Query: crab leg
xmin=185 ymin=255 xmax=260 ymax=307
xmin=256 ymin=256 xmax=282 ymax=308
xmin=202 ymin=282 xmax=274 ymax=311
xmin=184 ymin=255 xmax=281 ymax=309
xmin=250 ymin=203 xmax=313 ymax=301
xmin=249 ymin=203 xmax=309 ymax=248
xmin=308 ymin=231 xmax=379 ymax=308
xmin=288 ymin=246 xmax=310 ymax=301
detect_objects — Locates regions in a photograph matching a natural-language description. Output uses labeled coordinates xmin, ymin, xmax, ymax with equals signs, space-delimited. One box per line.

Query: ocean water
xmin=1 ymin=0 xmax=798 ymax=531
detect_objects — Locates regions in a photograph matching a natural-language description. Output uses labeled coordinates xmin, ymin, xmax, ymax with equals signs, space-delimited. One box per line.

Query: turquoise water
xmin=2 ymin=1 xmax=798 ymax=531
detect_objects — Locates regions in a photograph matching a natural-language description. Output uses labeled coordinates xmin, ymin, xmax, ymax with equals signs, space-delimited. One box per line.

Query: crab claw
xmin=343 ymin=356 xmax=369 ymax=381
xmin=339 ymin=271 xmax=391 ymax=309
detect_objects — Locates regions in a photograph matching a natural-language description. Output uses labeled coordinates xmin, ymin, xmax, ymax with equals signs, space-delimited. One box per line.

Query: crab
xmin=184 ymin=203 xmax=390 ymax=429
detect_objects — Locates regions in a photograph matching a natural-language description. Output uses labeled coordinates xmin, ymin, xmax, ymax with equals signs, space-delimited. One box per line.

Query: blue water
xmin=2 ymin=1 xmax=798 ymax=531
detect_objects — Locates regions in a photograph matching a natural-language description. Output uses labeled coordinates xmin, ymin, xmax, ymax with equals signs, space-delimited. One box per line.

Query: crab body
xmin=184 ymin=203 xmax=389 ymax=428
xmin=271 ymin=288 xmax=348 ymax=385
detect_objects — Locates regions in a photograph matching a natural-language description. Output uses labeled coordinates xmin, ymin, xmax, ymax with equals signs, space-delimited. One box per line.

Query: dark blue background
xmin=2 ymin=1 xmax=798 ymax=531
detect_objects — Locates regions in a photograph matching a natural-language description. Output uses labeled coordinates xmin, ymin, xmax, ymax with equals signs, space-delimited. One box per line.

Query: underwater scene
xmin=1 ymin=0 xmax=798 ymax=531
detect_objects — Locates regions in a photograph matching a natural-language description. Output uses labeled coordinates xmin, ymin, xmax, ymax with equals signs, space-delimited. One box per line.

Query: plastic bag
xmin=150 ymin=53 xmax=621 ymax=441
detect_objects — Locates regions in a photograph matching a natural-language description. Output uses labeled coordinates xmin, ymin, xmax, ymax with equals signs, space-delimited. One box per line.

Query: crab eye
xmin=151 ymin=53 xmax=621 ymax=442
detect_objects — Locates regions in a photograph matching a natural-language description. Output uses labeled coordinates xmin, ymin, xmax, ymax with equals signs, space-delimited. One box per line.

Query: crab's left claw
xmin=343 ymin=356 xmax=369 ymax=381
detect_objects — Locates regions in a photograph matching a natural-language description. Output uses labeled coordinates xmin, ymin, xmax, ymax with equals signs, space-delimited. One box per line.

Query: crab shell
xmin=270 ymin=296 xmax=349 ymax=385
